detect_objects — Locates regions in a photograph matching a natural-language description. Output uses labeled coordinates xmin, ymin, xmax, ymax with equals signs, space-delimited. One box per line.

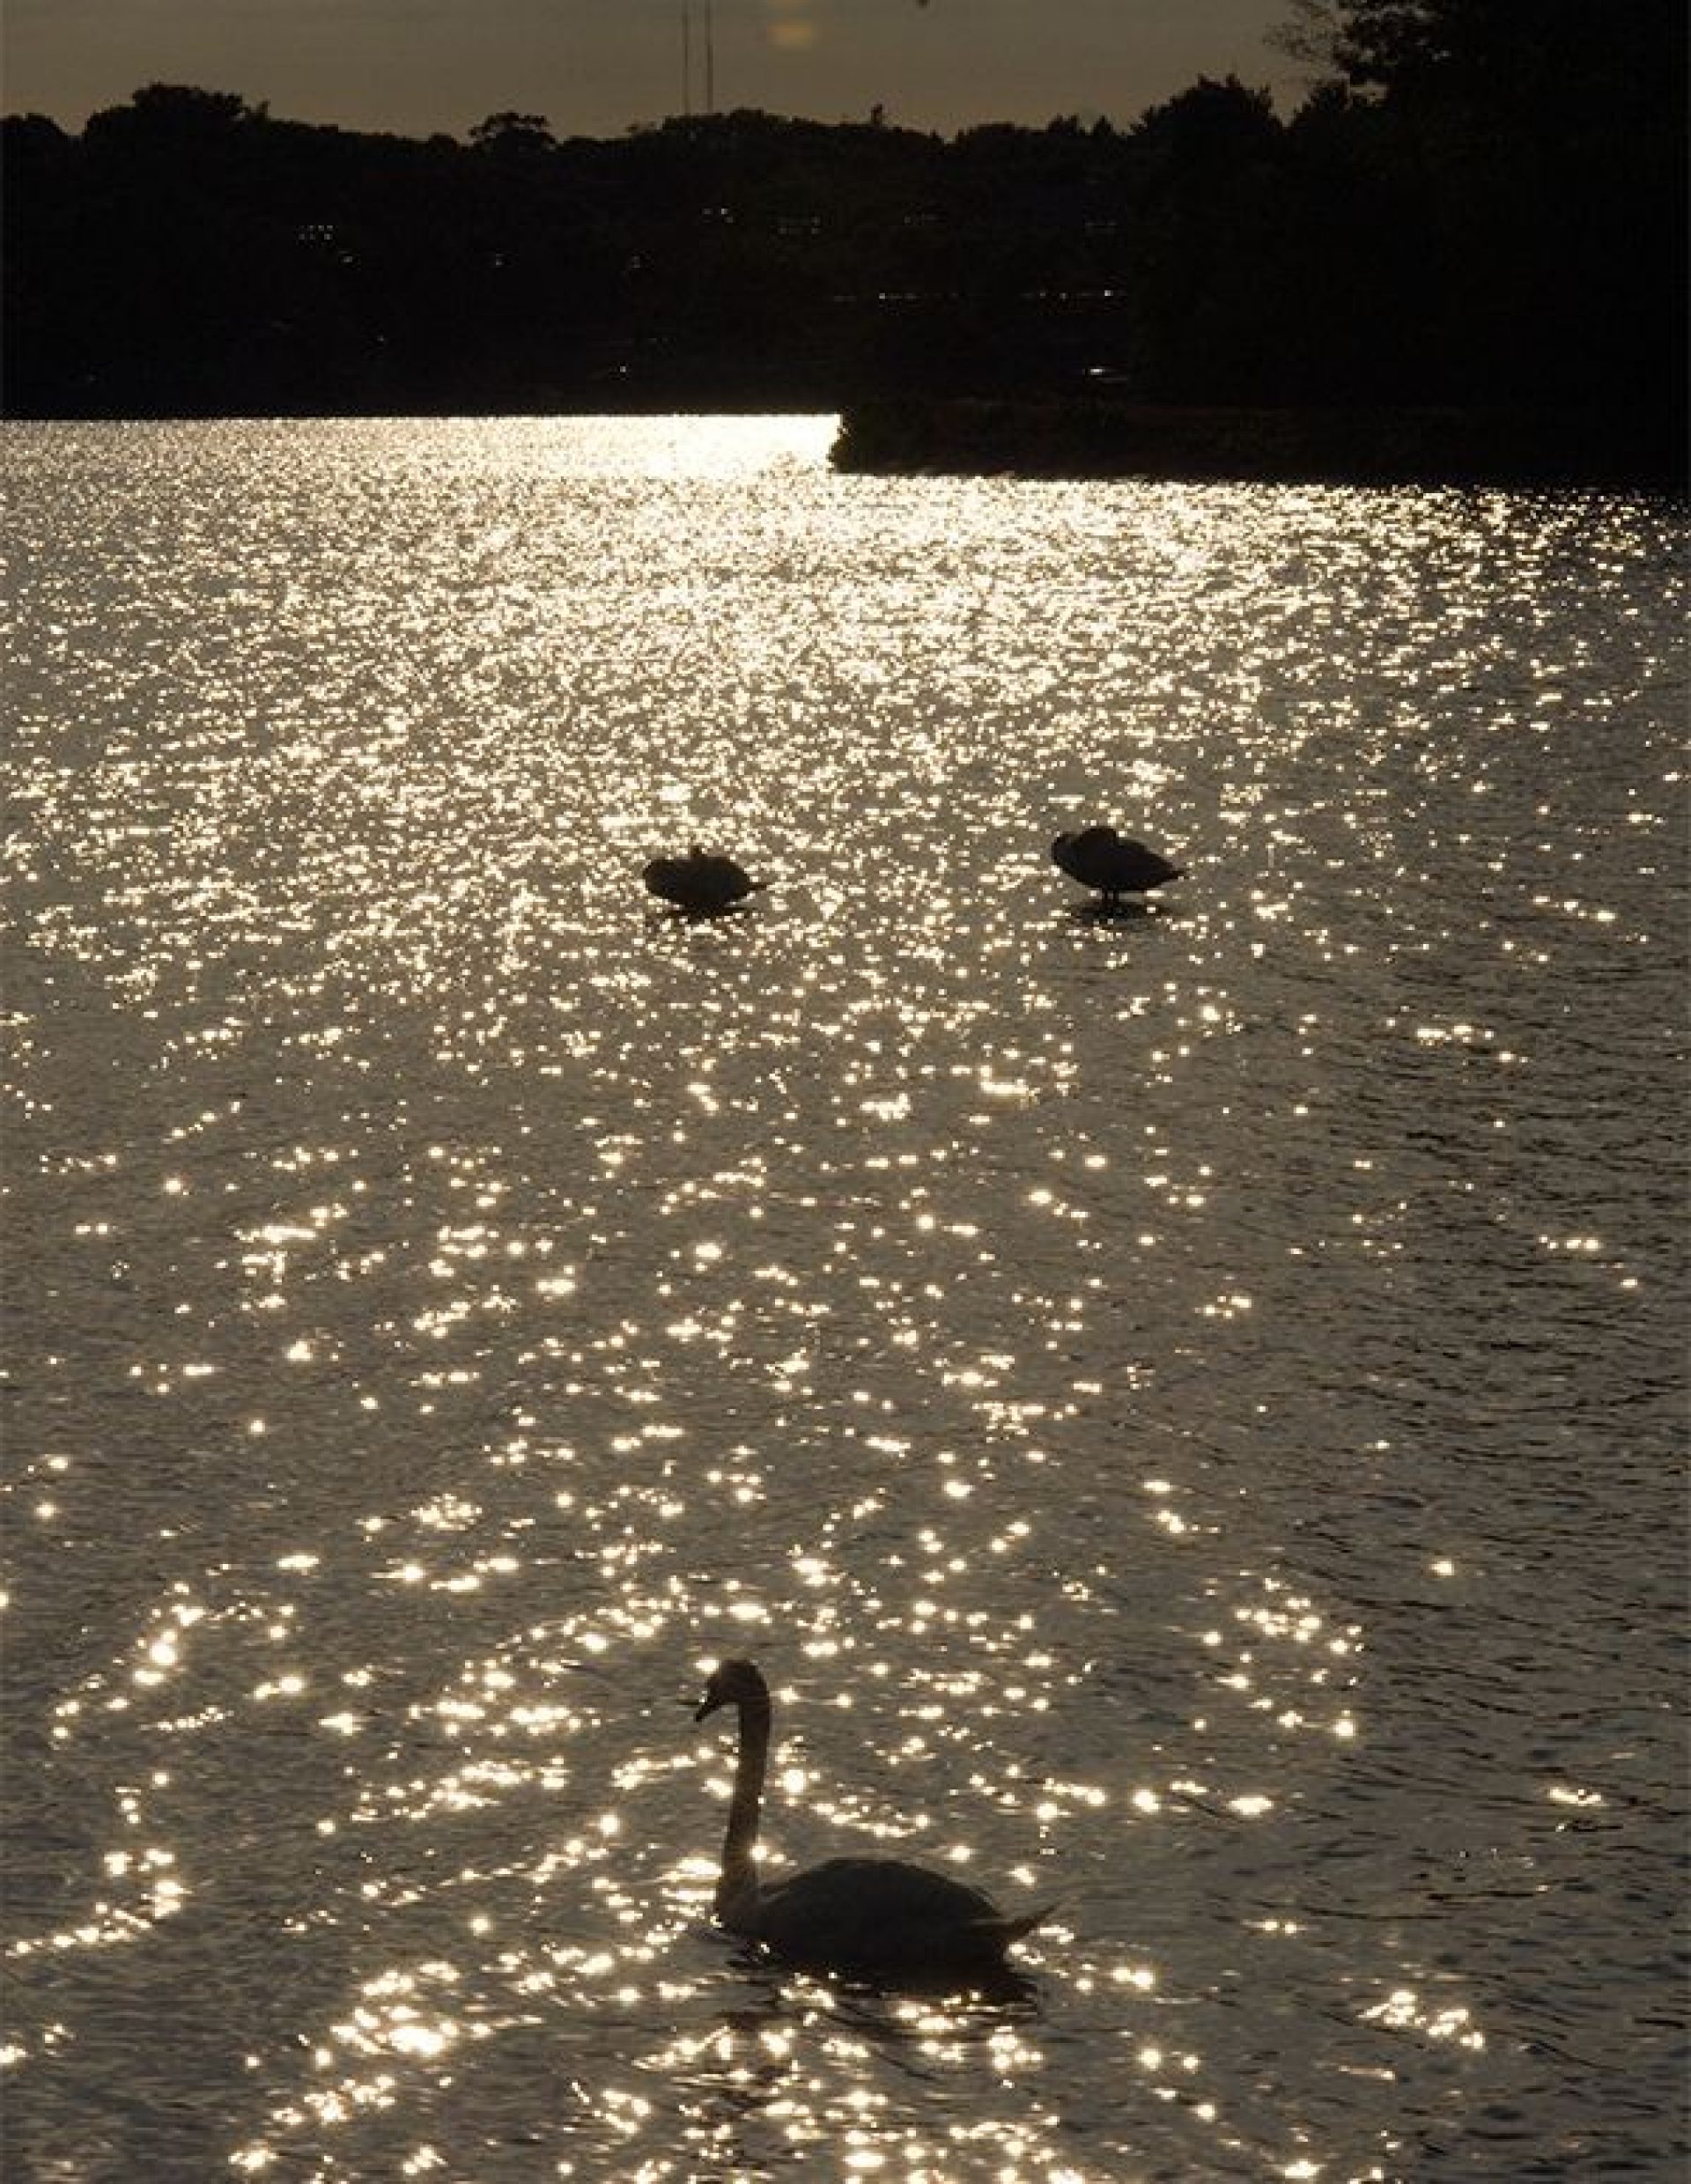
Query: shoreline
xmin=4 ymin=396 xmax=1683 ymax=495
xmin=828 ymin=397 xmax=1688 ymax=494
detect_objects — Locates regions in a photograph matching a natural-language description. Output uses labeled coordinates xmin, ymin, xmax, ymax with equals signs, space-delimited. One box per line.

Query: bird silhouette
xmin=642 ymin=845 xmax=767 ymax=913
xmin=1050 ymin=824 xmax=1183 ymax=906
xmin=694 ymin=1657 xmax=1052 ymax=1980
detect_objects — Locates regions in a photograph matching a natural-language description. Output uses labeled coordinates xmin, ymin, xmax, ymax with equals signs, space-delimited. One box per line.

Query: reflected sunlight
xmin=6 ymin=418 xmax=1683 ymax=2183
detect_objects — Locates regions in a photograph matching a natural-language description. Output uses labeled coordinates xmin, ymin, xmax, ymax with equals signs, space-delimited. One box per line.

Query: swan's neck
xmin=719 ymin=1685 xmax=772 ymax=1915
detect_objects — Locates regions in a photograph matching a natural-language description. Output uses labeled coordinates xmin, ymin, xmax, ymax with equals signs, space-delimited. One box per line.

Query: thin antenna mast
xmin=683 ymin=2 xmax=692 ymax=115
xmin=705 ymin=0 xmax=716 ymax=114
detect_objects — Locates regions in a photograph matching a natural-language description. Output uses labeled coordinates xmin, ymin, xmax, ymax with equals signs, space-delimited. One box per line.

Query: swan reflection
xmin=1065 ymin=895 xmax=1169 ymax=926
xmin=646 ymin=1969 xmax=1046 ymax=2181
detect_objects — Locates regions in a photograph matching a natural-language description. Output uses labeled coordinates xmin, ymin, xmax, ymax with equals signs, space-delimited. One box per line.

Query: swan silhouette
xmin=694 ymin=1657 xmax=1052 ymax=1978
xmin=642 ymin=845 xmax=767 ymax=914
xmin=1051 ymin=824 xmax=1183 ymax=906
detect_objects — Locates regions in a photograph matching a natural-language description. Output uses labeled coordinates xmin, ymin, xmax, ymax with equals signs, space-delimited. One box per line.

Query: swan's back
xmin=1051 ymin=826 xmax=1182 ymax=894
xmin=643 ymin=848 xmax=763 ymax=912
xmin=740 ymin=1855 xmax=1049 ymax=1973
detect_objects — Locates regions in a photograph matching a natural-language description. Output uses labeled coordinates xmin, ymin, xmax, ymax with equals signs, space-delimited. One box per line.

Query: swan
xmin=643 ymin=845 xmax=767 ymax=914
xmin=1051 ymin=824 xmax=1183 ymax=905
xmin=694 ymin=1657 xmax=1052 ymax=1978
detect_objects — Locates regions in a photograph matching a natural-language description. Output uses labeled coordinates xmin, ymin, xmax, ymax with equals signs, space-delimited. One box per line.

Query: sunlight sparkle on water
xmin=4 ymin=417 xmax=1683 ymax=2183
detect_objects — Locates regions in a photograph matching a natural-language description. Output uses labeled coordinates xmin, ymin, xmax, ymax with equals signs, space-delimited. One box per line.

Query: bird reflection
xmin=658 ymin=1976 xmax=1041 ymax=2184
xmin=1066 ymin=895 xmax=1164 ymax=926
xmin=643 ymin=845 xmax=768 ymax=915
xmin=694 ymin=1658 xmax=1052 ymax=1985
xmin=719 ymin=1936 xmax=1040 ymax=2009
xmin=1051 ymin=824 xmax=1184 ymax=909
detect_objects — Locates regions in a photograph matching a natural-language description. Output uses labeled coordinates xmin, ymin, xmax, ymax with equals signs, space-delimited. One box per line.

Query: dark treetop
xmin=4 ymin=3 xmax=1683 ymax=486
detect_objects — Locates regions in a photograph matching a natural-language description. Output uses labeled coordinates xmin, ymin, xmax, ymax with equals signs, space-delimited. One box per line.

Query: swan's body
xmin=1051 ymin=825 xmax=1183 ymax=904
xmin=643 ymin=845 xmax=766 ymax=914
xmin=694 ymin=1657 xmax=1050 ymax=1977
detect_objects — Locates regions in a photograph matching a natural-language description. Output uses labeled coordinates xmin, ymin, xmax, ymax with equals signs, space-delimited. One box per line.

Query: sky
xmin=2 ymin=1 xmax=1304 ymax=142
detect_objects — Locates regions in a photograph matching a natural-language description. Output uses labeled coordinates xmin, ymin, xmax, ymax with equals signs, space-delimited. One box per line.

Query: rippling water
xmin=3 ymin=417 xmax=1686 ymax=2180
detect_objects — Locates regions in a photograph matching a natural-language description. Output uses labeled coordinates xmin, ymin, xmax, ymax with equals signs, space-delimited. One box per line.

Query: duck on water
xmin=643 ymin=845 xmax=768 ymax=914
xmin=694 ymin=1657 xmax=1052 ymax=1981
xmin=1051 ymin=824 xmax=1183 ymax=908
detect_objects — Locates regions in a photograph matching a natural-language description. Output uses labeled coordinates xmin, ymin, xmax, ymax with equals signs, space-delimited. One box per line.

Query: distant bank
xmin=829 ymin=399 xmax=1687 ymax=495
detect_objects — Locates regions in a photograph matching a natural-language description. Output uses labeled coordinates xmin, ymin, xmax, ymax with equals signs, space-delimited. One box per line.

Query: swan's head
xmin=695 ymin=1656 xmax=768 ymax=1723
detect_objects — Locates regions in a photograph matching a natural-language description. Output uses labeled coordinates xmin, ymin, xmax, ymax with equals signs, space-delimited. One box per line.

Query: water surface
xmin=3 ymin=417 xmax=1686 ymax=2180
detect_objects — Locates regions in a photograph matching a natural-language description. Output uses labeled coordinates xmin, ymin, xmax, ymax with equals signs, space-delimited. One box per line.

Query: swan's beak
xmin=693 ymin=1693 xmax=721 ymax=1723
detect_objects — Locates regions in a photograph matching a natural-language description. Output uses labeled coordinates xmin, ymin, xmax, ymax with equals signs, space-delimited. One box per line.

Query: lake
xmin=3 ymin=416 xmax=1686 ymax=2180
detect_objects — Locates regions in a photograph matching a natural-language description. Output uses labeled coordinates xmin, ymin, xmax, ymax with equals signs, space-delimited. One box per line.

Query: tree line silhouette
xmin=3 ymin=0 xmax=1683 ymax=482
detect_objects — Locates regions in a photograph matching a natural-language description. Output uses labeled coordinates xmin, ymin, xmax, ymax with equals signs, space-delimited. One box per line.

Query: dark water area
xmin=3 ymin=417 xmax=1687 ymax=2180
